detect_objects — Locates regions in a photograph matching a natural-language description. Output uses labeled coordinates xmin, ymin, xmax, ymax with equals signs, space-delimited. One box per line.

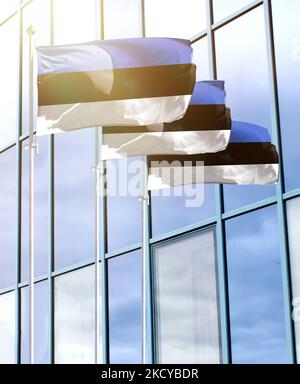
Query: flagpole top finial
xmin=27 ymin=25 xmax=36 ymax=36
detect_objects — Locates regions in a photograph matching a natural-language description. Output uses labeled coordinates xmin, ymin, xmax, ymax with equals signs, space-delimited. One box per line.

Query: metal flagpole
xmin=27 ymin=25 xmax=37 ymax=365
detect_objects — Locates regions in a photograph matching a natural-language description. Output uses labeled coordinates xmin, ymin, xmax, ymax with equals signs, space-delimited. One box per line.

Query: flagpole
xmin=27 ymin=25 xmax=37 ymax=365
xmin=141 ymin=156 xmax=149 ymax=364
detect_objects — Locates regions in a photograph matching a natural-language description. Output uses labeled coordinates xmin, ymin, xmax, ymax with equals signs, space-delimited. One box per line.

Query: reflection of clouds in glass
xmin=0 ymin=15 xmax=18 ymax=149
xmin=108 ymin=251 xmax=141 ymax=363
xmin=272 ymin=0 xmax=300 ymax=191
xmin=0 ymin=291 xmax=15 ymax=364
xmin=226 ymin=206 xmax=289 ymax=363
xmin=215 ymin=7 xmax=276 ymax=211
xmin=145 ymin=0 xmax=207 ymax=39
xmin=106 ymin=158 xmax=141 ymax=252
xmin=54 ymin=266 xmax=97 ymax=364
xmin=287 ymin=197 xmax=300 ymax=362
xmin=55 ymin=129 xmax=95 ymax=270
xmin=21 ymin=281 xmax=50 ymax=363
xmin=154 ymin=230 xmax=221 ymax=364
xmin=0 ymin=147 xmax=16 ymax=290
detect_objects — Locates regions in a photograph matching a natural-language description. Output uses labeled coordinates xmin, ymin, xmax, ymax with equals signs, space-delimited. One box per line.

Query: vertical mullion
xmin=97 ymin=0 xmax=109 ymax=364
xmin=140 ymin=0 xmax=154 ymax=364
xmin=206 ymin=0 xmax=231 ymax=364
xmin=263 ymin=0 xmax=296 ymax=363
xmin=15 ymin=0 xmax=23 ymax=365
xmin=48 ymin=0 xmax=55 ymax=364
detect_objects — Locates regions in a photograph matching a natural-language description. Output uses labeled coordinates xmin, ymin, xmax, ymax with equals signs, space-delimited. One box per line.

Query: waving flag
xmin=148 ymin=121 xmax=279 ymax=188
xmin=36 ymin=38 xmax=196 ymax=136
xmin=101 ymin=81 xmax=231 ymax=159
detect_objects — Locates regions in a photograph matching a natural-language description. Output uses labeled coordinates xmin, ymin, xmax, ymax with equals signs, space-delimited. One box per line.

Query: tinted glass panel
xmin=106 ymin=158 xmax=142 ymax=252
xmin=21 ymin=281 xmax=50 ymax=364
xmin=103 ymin=0 xmax=141 ymax=39
xmin=286 ymin=197 xmax=300 ymax=361
xmin=145 ymin=0 xmax=206 ymax=38
xmin=272 ymin=0 xmax=300 ymax=192
xmin=193 ymin=37 xmax=210 ymax=81
xmin=108 ymin=251 xmax=141 ymax=363
xmin=225 ymin=207 xmax=289 ymax=363
xmin=0 ymin=15 xmax=19 ymax=149
xmin=153 ymin=230 xmax=221 ymax=363
xmin=215 ymin=7 xmax=276 ymax=211
xmin=0 ymin=291 xmax=15 ymax=364
xmin=213 ymin=0 xmax=253 ymax=22
xmin=0 ymin=0 xmax=18 ymax=24
xmin=0 ymin=148 xmax=16 ymax=290
xmin=54 ymin=266 xmax=98 ymax=364
xmin=54 ymin=0 xmax=97 ymax=44
xmin=21 ymin=136 xmax=49 ymax=281
xmin=54 ymin=129 xmax=95 ymax=270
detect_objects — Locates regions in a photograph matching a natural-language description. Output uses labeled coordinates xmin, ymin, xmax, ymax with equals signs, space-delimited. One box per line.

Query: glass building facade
xmin=0 ymin=0 xmax=300 ymax=364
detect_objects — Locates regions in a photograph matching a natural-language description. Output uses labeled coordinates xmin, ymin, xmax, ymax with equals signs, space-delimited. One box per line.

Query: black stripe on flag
xmin=103 ymin=106 xmax=231 ymax=134
xmin=148 ymin=143 xmax=279 ymax=167
xmin=38 ymin=64 xmax=196 ymax=106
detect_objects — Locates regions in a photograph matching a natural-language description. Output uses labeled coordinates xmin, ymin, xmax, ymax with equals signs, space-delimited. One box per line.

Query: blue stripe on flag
xmin=229 ymin=121 xmax=271 ymax=143
xmin=190 ymin=81 xmax=226 ymax=105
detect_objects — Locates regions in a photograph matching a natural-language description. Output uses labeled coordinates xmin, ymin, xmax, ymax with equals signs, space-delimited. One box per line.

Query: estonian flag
xmin=101 ymin=81 xmax=231 ymax=159
xmin=148 ymin=121 xmax=279 ymax=188
xmin=36 ymin=38 xmax=196 ymax=135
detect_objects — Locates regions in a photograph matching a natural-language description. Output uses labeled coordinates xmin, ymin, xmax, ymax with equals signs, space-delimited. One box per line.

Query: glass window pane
xmin=151 ymin=185 xmax=216 ymax=238
xmin=225 ymin=207 xmax=289 ymax=363
xmin=0 ymin=147 xmax=17 ymax=290
xmin=0 ymin=0 xmax=18 ymax=24
xmin=153 ymin=229 xmax=221 ymax=363
xmin=0 ymin=291 xmax=16 ymax=364
xmin=21 ymin=136 xmax=49 ymax=281
xmin=272 ymin=0 xmax=300 ymax=192
xmin=103 ymin=0 xmax=141 ymax=39
xmin=22 ymin=0 xmax=51 ymax=137
xmin=0 ymin=15 xmax=19 ymax=149
xmin=108 ymin=251 xmax=141 ymax=363
xmin=213 ymin=0 xmax=253 ymax=22
xmin=286 ymin=197 xmax=300 ymax=362
xmin=106 ymin=158 xmax=142 ymax=252
xmin=145 ymin=0 xmax=207 ymax=38
xmin=21 ymin=281 xmax=50 ymax=364
xmin=54 ymin=0 xmax=97 ymax=44
xmin=54 ymin=129 xmax=95 ymax=270
xmin=215 ymin=7 xmax=276 ymax=212
xmin=193 ymin=37 xmax=210 ymax=81
xmin=54 ymin=265 xmax=98 ymax=364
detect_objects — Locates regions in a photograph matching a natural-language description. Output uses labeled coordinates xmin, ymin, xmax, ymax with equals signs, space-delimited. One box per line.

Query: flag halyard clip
xmin=138 ymin=193 xmax=150 ymax=206
xmin=24 ymin=139 xmax=39 ymax=155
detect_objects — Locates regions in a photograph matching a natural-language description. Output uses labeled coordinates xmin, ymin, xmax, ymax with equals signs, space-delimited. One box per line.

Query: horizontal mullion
xmin=222 ymin=196 xmax=277 ymax=220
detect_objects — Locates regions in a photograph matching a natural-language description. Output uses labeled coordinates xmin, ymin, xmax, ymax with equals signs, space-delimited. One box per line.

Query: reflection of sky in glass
xmin=0 ymin=0 xmax=18 ymax=24
xmin=286 ymin=197 xmax=300 ymax=362
xmin=215 ymin=7 xmax=276 ymax=212
xmin=145 ymin=0 xmax=206 ymax=39
xmin=21 ymin=281 xmax=50 ymax=364
xmin=0 ymin=15 xmax=19 ymax=149
xmin=103 ymin=0 xmax=141 ymax=39
xmin=193 ymin=37 xmax=210 ymax=81
xmin=54 ymin=265 xmax=98 ymax=364
xmin=21 ymin=136 xmax=49 ymax=281
xmin=213 ymin=0 xmax=253 ymax=22
xmin=22 ymin=0 xmax=51 ymax=137
xmin=153 ymin=230 xmax=221 ymax=364
xmin=54 ymin=129 xmax=95 ymax=270
xmin=226 ymin=206 xmax=289 ymax=363
xmin=0 ymin=147 xmax=16 ymax=290
xmin=272 ymin=0 xmax=300 ymax=192
xmin=0 ymin=291 xmax=15 ymax=364
xmin=106 ymin=158 xmax=142 ymax=252
xmin=53 ymin=0 xmax=97 ymax=45
xmin=108 ymin=251 xmax=141 ymax=363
